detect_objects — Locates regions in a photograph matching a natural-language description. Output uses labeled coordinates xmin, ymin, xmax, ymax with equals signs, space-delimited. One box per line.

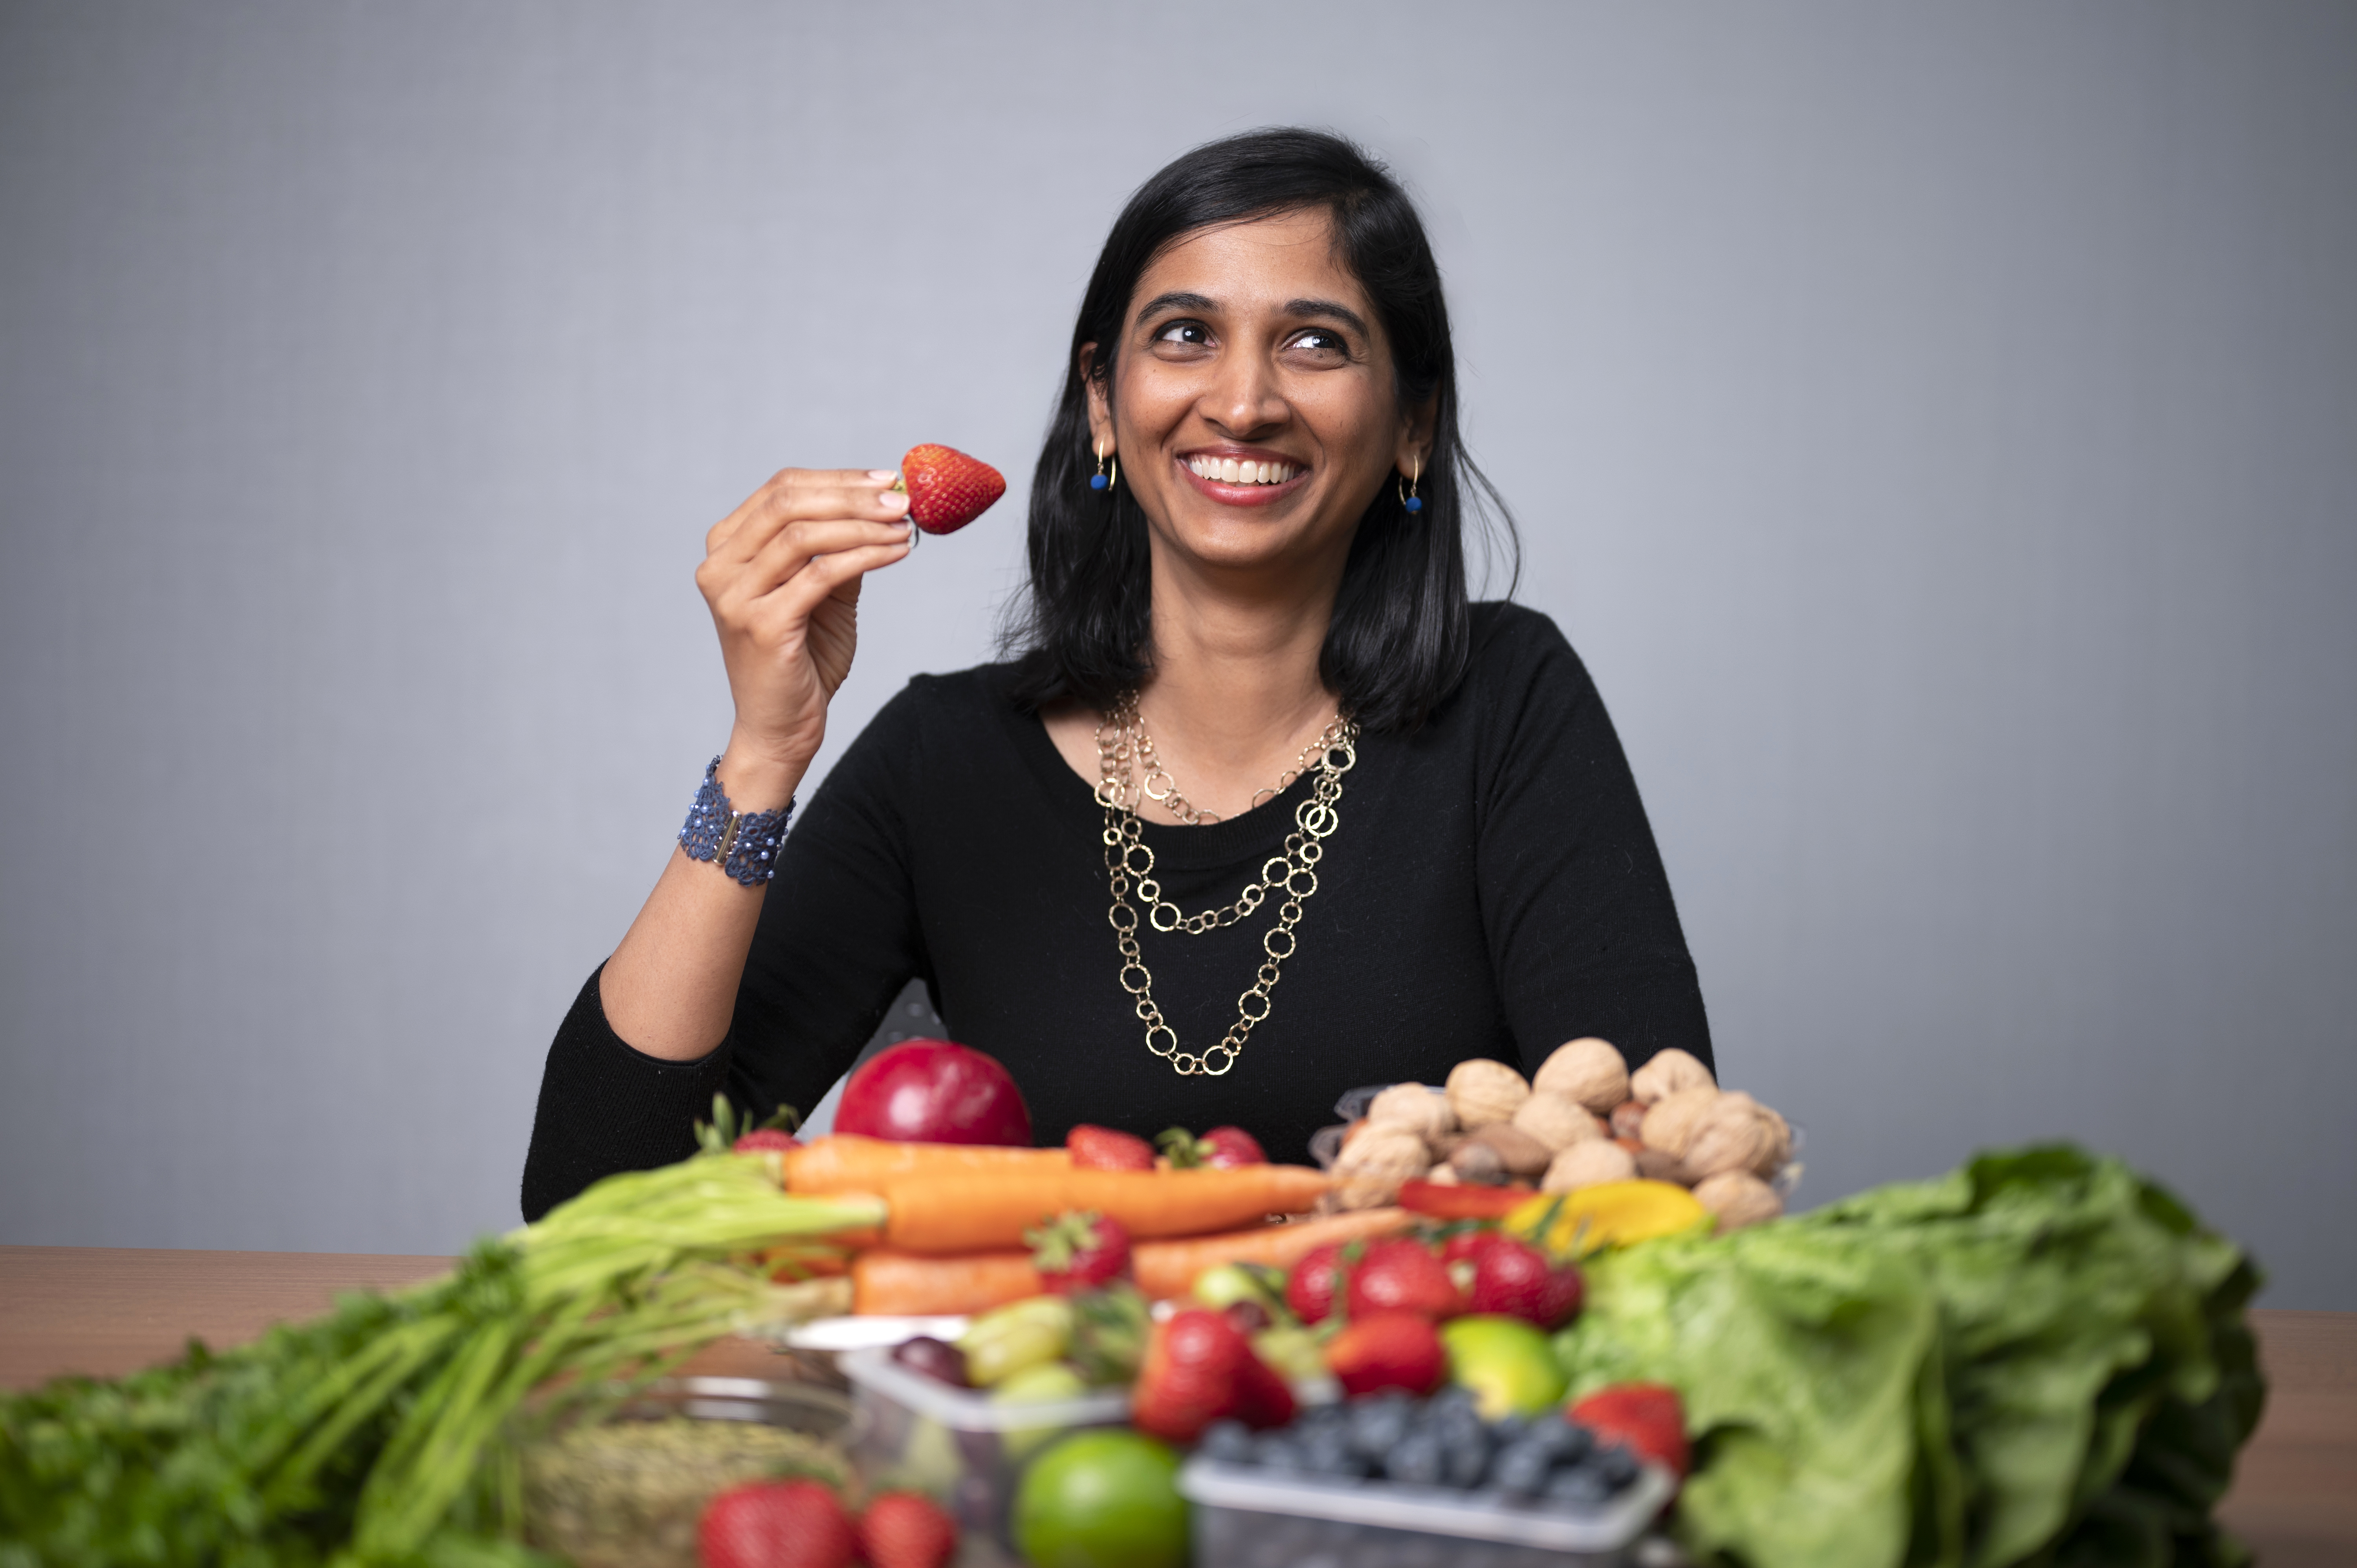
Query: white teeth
xmin=1255 ymin=462 xmax=1271 ymax=483
xmin=1190 ymin=457 xmax=1297 ymax=484
xmin=1221 ymin=458 xmax=1241 ymax=482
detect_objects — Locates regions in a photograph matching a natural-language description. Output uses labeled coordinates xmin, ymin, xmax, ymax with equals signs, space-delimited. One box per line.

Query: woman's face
xmin=1087 ymin=209 xmax=1428 ymax=581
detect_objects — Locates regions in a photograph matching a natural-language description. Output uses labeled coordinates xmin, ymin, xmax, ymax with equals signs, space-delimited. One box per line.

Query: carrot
xmin=851 ymin=1248 xmax=1042 ymax=1316
xmin=781 ymin=1134 xmax=1069 ymax=1193
xmin=879 ymin=1164 xmax=1332 ymax=1254
xmin=1397 ymin=1178 xmax=1536 ymax=1221
xmin=1133 ymin=1208 xmax=1415 ymax=1299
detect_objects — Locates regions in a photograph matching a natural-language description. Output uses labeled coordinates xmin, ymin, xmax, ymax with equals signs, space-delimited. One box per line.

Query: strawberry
xmin=1570 ymin=1382 xmax=1690 ymax=1479
xmin=1323 ymin=1310 xmax=1447 ymax=1398
xmin=1131 ymin=1307 xmax=1295 ymax=1443
xmin=898 ymin=444 xmax=1006 ymax=535
xmin=854 ymin=1491 xmax=959 ymax=1568
xmin=695 ymin=1093 xmax=802 ymax=1157
xmin=1157 ymin=1125 xmax=1266 ymax=1169
xmin=1345 ymin=1239 xmax=1464 ymax=1321
xmin=1067 ymin=1123 xmax=1157 ymax=1171
xmin=732 ymin=1128 xmax=800 ymax=1153
xmin=1468 ymin=1236 xmax=1584 ymax=1329
xmin=698 ymin=1478 xmax=855 ymax=1568
xmin=1438 ymin=1228 xmax=1503 ymax=1267
xmin=1025 ymin=1209 xmax=1131 ymax=1294
xmin=1284 ymin=1242 xmax=1348 ymax=1325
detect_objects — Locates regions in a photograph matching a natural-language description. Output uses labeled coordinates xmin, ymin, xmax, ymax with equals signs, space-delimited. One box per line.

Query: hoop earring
xmin=1090 ymin=443 xmax=1118 ymax=493
xmin=1397 ymin=454 xmax=1423 ymax=513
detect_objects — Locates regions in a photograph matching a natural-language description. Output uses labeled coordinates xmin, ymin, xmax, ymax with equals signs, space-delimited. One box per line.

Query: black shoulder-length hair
xmin=1001 ymin=127 xmax=1516 ymax=734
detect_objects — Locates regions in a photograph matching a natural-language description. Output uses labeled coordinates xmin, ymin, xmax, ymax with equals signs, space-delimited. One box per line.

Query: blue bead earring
xmin=1090 ymin=442 xmax=1118 ymax=493
xmin=1398 ymin=454 xmax=1423 ymax=513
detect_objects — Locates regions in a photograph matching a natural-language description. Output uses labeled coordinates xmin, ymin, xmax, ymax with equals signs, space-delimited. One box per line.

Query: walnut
xmin=1423 ymin=1162 xmax=1460 ymax=1185
xmin=1470 ymin=1121 xmax=1554 ymax=1179
xmin=1608 ymin=1100 xmax=1648 ymax=1141
xmin=1448 ymin=1139 xmax=1510 ymax=1186
xmin=1367 ymin=1083 xmax=1456 ymax=1145
xmin=1633 ymin=1146 xmax=1699 ymax=1187
xmin=1682 ymin=1092 xmax=1781 ymax=1180
xmin=1445 ymin=1059 xmax=1531 ymax=1130
xmin=1512 ymin=1090 xmax=1606 ymax=1153
xmin=1532 ymin=1037 xmax=1630 ymax=1115
xmin=1694 ymin=1171 xmax=1783 ymax=1231
xmin=1332 ymin=1125 xmax=1429 ymax=1210
xmin=1639 ymin=1084 xmax=1721 ymax=1158
xmin=1629 ymin=1048 xmax=1715 ymax=1105
xmin=1542 ymin=1139 xmax=1638 ymax=1193
xmin=1751 ymin=1103 xmax=1794 ymax=1176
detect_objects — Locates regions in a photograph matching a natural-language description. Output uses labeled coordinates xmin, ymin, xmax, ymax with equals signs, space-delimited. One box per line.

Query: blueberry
xmin=1253 ymin=1435 xmax=1307 ymax=1473
xmin=1544 ymin=1465 xmax=1612 ymax=1509
xmin=1488 ymin=1442 xmax=1554 ymax=1497
xmin=1488 ymin=1413 xmax=1531 ymax=1445
xmin=1346 ymin=1396 xmax=1413 ymax=1458
xmin=1300 ymin=1426 xmax=1367 ymax=1478
xmin=1200 ymin=1420 xmax=1254 ymax=1464
xmin=1442 ymin=1426 xmax=1493 ymax=1488
xmin=1595 ymin=1444 xmax=1640 ymax=1489
xmin=1384 ymin=1428 xmax=1447 ymax=1487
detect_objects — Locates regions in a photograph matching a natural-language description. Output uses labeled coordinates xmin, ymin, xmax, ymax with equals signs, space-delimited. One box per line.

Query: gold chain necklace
xmin=1095 ymin=693 xmax=1359 ymax=1076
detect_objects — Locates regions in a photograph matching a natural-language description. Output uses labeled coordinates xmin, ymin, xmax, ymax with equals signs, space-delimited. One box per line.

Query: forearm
xmin=600 ymin=737 xmax=805 ymax=1061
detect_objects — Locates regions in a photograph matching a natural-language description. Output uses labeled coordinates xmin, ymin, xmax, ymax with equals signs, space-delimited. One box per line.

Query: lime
xmin=1011 ymin=1428 xmax=1188 ymax=1568
xmin=1441 ymin=1314 xmax=1569 ymax=1419
xmin=993 ymin=1361 xmax=1090 ymax=1462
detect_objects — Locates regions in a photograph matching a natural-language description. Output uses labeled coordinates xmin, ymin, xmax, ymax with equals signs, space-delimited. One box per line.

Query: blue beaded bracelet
xmin=679 ymin=758 xmax=794 ymax=886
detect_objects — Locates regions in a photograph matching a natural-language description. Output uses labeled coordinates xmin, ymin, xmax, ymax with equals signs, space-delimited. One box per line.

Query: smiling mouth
xmin=1185 ymin=454 xmax=1300 ymax=486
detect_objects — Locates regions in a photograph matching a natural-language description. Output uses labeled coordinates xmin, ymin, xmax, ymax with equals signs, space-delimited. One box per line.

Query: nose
xmin=1200 ymin=341 xmax=1288 ymax=437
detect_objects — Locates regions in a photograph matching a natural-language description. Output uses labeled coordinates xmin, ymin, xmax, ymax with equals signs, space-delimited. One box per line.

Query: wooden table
xmin=5 ymin=1247 xmax=2352 ymax=1563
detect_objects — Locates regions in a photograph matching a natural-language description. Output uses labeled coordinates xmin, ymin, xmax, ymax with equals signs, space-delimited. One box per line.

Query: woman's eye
xmin=1287 ymin=328 xmax=1348 ymax=359
xmin=1154 ymin=321 xmax=1211 ymax=347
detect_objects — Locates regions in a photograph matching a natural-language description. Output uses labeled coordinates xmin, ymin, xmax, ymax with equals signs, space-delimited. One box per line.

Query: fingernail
xmin=879 ymin=490 xmax=909 ymax=513
xmin=868 ymin=469 xmax=898 ymax=482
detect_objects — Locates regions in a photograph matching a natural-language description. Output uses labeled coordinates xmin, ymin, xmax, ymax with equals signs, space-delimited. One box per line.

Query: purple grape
xmin=891 ymin=1335 xmax=970 ymax=1387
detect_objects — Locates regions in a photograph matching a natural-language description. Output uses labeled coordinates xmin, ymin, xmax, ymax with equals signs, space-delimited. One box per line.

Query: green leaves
xmin=1552 ymin=1145 xmax=2264 ymax=1568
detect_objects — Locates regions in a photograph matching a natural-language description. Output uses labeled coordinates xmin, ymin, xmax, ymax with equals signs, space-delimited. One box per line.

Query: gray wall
xmin=3 ymin=3 xmax=2351 ymax=1305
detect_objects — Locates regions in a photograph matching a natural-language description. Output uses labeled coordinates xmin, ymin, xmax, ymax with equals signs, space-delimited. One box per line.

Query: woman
xmin=522 ymin=129 xmax=1710 ymax=1218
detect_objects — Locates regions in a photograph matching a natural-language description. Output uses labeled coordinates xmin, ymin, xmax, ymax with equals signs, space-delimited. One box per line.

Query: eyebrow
xmin=1132 ymin=291 xmax=1372 ymax=339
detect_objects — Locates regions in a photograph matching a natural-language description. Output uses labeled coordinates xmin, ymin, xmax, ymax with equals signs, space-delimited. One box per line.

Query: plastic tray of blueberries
xmin=1178 ymin=1391 xmax=1674 ymax=1567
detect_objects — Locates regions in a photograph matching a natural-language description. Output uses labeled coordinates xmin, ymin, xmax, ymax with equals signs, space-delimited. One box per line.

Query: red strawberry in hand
xmin=898 ymin=443 xmax=1005 ymax=535
xmin=1571 ymin=1382 xmax=1690 ymax=1479
xmin=1345 ymin=1239 xmax=1465 ymax=1321
xmin=1284 ymin=1242 xmax=1348 ymax=1325
xmin=1158 ymin=1125 xmax=1267 ymax=1169
xmin=1026 ymin=1209 xmax=1131 ymax=1294
xmin=1067 ymin=1123 xmax=1156 ymax=1171
xmin=1323 ymin=1310 xmax=1447 ymax=1398
xmin=1468 ymin=1236 xmax=1584 ymax=1329
xmin=855 ymin=1491 xmax=959 ymax=1568
xmin=700 ymin=1479 xmax=856 ymax=1568
xmin=1132 ymin=1307 xmax=1295 ymax=1443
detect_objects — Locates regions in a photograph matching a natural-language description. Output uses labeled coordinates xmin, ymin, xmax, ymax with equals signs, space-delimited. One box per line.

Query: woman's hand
xmin=696 ymin=468 xmax=915 ymax=804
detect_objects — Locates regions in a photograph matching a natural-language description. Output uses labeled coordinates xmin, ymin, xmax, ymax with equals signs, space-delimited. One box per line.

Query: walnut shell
xmin=1543 ymin=1139 xmax=1638 ymax=1193
xmin=1694 ymin=1170 xmax=1783 ymax=1231
xmin=1448 ymin=1139 xmax=1510 ymax=1186
xmin=1423 ymin=1162 xmax=1460 ymax=1185
xmin=1633 ymin=1146 xmax=1699 ymax=1187
xmin=1445 ymin=1059 xmax=1531 ymax=1130
xmin=1470 ymin=1121 xmax=1555 ymax=1179
xmin=1532 ymin=1037 xmax=1630 ymax=1115
xmin=1608 ymin=1100 xmax=1648 ymax=1141
xmin=1683 ymin=1092 xmax=1779 ymax=1180
xmin=1639 ymin=1084 xmax=1721 ymax=1158
xmin=1512 ymin=1090 xmax=1606 ymax=1153
xmin=1332 ymin=1125 xmax=1430 ymax=1210
xmin=1628 ymin=1048 xmax=1715 ymax=1105
xmin=1751 ymin=1103 xmax=1794 ymax=1176
xmin=1367 ymin=1083 xmax=1457 ymax=1144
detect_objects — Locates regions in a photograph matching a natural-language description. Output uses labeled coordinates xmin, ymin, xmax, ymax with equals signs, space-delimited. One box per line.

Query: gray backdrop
xmin=3 ymin=2 xmax=2352 ymax=1306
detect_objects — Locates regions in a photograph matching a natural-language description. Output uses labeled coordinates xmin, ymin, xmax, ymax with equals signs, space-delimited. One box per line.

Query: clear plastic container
xmin=1178 ymin=1455 xmax=1675 ymax=1568
xmin=838 ymin=1345 xmax=1131 ymax=1551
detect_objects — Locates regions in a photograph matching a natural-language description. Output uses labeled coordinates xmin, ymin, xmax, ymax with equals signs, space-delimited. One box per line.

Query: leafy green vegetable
xmin=1552 ymin=1146 xmax=2264 ymax=1568
xmin=0 ymin=1155 xmax=880 ymax=1566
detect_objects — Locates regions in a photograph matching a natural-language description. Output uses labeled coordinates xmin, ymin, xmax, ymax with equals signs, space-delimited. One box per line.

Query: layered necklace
xmin=1094 ymin=692 xmax=1360 ymax=1077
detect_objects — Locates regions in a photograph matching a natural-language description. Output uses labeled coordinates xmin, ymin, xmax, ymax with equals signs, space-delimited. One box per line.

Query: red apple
xmin=834 ymin=1039 xmax=1032 ymax=1145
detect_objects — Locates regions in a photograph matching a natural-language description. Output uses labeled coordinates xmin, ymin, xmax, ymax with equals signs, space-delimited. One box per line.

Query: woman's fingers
xmin=715 ymin=517 xmax=915 ymax=608
xmin=708 ymin=469 xmax=907 ymax=560
xmin=750 ymin=539 xmax=913 ymax=636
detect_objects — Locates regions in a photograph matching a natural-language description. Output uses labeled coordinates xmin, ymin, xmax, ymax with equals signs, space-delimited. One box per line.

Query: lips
xmin=1177 ymin=450 xmax=1307 ymax=507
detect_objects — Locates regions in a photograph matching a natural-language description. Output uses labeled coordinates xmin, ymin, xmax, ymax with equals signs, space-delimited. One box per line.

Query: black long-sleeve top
xmin=522 ymin=603 xmax=1710 ymax=1220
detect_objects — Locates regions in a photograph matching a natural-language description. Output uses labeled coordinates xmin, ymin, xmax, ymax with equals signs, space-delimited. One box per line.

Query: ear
xmin=1395 ymin=393 xmax=1439 ymax=477
xmin=1081 ymin=343 xmax=1115 ymax=455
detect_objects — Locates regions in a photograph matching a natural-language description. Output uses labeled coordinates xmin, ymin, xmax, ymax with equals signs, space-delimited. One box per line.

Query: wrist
xmin=717 ymin=731 xmax=809 ymax=810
